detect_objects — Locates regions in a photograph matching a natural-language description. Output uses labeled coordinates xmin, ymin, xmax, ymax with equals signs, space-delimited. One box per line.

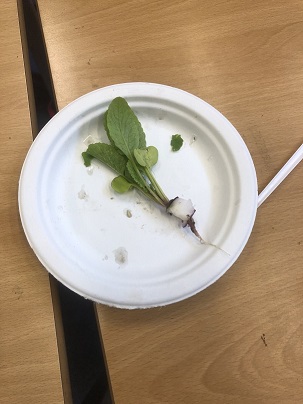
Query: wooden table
xmin=0 ymin=2 xmax=65 ymax=403
xmin=37 ymin=0 xmax=303 ymax=402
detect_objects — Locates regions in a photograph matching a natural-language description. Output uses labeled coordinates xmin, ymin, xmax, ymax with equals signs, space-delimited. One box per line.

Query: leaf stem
xmin=129 ymin=159 xmax=166 ymax=206
xmin=144 ymin=167 xmax=169 ymax=204
xmin=132 ymin=184 xmax=165 ymax=206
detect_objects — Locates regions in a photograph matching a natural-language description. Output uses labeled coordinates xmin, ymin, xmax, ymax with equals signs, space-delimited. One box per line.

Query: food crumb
xmin=113 ymin=247 xmax=128 ymax=265
xmin=83 ymin=135 xmax=95 ymax=146
xmin=126 ymin=209 xmax=132 ymax=218
xmin=190 ymin=135 xmax=196 ymax=145
xmin=78 ymin=187 xmax=88 ymax=200
xmin=87 ymin=166 xmax=94 ymax=175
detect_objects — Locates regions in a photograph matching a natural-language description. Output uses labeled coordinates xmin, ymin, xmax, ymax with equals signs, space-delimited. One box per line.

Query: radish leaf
xmin=125 ymin=161 xmax=146 ymax=190
xmin=107 ymin=97 xmax=146 ymax=158
xmin=111 ymin=176 xmax=133 ymax=193
xmin=85 ymin=143 xmax=127 ymax=175
xmin=134 ymin=146 xmax=158 ymax=168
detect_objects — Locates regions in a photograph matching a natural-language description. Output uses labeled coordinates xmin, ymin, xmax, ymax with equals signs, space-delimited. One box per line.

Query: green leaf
xmin=134 ymin=146 xmax=158 ymax=168
xmin=82 ymin=151 xmax=94 ymax=167
xmin=81 ymin=97 xmax=168 ymax=208
xmin=111 ymin=176 xmax=133 ymax=193
xmin=171 ymin=134 xmax=184 ymax=151
xmin=103 ymin=110 xmax=112 ymax=144
xmin=103 ymin=110 xmax=119 ymax=150
xmin=86 ymin=143 xmax=127 ymax=175
xmin=106 ymin=97 xmax=146 ymax=158
xmin=137 ymin=119 xmax=146 ymax=150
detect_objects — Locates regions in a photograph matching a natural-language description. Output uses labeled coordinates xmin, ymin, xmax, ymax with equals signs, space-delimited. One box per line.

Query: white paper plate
xmin=19 ymin=83 xmax=257 ymax=309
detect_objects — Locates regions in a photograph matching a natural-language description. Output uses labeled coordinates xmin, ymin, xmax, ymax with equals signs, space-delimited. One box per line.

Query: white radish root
xmin=166 ymin=197 xmax=230 ymax=255
xmin=166 ymin=197 xmax=195 ymax=225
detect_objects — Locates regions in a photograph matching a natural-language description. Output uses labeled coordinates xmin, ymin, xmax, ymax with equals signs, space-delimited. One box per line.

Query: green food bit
xmin=170 ymin=134 xmax=184 ymax=151
xmin=82 ymin=151 xmax=94 ymax=167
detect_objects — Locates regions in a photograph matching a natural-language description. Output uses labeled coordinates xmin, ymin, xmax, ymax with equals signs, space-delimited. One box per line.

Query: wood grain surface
xmin=0 ymin=2 xmax=64 ymax=403
xmin=37 ymin=0 xmax=303 ymax=402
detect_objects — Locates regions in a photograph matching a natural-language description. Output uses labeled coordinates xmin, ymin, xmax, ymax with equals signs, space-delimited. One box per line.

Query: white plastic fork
xmin=257 ymin=143 xmax=303 ymax=207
